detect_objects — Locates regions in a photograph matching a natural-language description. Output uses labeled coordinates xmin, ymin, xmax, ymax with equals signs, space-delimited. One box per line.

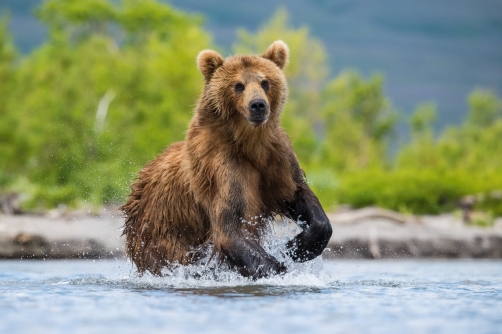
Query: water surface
xmin=0 ymin=259 xmax=501 ymax=333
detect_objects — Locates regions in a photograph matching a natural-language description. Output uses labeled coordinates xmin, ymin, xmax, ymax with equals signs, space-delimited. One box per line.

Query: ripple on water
xmin=1 ymin=259 xmax=502 ymax=334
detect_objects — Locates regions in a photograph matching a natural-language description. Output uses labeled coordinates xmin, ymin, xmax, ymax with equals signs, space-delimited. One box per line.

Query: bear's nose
xmin=249 ymin=99 xmax=267 ymax=115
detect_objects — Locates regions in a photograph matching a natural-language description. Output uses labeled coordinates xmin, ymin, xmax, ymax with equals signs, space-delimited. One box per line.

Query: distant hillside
xmin=2 ymin=0 xmax=502 ymax=129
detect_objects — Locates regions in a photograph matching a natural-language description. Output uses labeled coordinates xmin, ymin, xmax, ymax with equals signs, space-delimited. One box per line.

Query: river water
xmin=0 ymin=259 xmax=501 ymax=334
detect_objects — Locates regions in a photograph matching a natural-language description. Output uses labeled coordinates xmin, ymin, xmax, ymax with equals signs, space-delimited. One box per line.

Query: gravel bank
xmin=0 ymin=209 xmax=124 ymax=259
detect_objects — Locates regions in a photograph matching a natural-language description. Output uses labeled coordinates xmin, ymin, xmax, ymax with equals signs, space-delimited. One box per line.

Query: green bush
xmin=334 ymin=169 xmax=469 ymax=214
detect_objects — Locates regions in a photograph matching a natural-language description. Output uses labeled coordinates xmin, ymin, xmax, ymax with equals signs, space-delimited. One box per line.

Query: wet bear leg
xmin=286 ymin=184 xmax=333 ymax=262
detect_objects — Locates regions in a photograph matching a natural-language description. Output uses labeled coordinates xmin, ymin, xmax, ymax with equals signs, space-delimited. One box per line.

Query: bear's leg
xmin=210 ymin=180 xmax=286 ymax=279
xmin=219 ymin=235 xmax=286 ymax=279
xmin=285 ymin=183 xmax=333 ymax=262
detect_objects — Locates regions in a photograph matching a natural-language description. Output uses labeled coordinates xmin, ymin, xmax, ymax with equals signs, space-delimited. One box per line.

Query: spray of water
xmin=99 ymin=217 xmax=333 ymax=289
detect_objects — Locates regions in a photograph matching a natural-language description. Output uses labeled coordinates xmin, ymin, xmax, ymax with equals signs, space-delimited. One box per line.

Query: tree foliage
xmin=1 ymin=3 xmax=501 ymax=217
xmin=1 ymin=0 xmax=210 ymax=207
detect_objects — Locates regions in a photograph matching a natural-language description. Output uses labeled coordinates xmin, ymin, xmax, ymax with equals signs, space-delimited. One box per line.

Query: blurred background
xmin=0 ymin=0 xmax=501 ymax=223
xmin=1 ymin=4 xmax=502 ymax=332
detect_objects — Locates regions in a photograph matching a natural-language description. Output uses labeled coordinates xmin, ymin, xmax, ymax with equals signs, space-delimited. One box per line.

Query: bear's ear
xmin=261 ymin=40 xmax=289 ymax=69
xmin=197 ymin=50 xmax=225 ymax=82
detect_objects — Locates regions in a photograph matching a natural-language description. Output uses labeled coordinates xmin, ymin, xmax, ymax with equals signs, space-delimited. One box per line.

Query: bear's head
xmin=196 ymin=41 xmax=289 ymax=128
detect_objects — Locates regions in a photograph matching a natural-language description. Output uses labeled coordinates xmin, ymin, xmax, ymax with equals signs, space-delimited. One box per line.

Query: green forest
xmin=1 ymin=0 xmax=501 ymax=220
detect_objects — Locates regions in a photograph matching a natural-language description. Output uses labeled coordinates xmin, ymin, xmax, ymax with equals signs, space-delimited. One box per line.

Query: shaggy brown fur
xmin=121 ymin=41 xmax=332 ymax=279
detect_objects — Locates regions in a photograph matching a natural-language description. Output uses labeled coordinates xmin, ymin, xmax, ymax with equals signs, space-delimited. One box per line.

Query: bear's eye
xmin=234 ymin=82 xmax=245 ymax=93
xmin=261 ymin=80 xmax=270 ymax=92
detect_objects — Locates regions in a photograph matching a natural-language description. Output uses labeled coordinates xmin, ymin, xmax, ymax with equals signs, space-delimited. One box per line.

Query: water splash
xmin=149 ymin=218 xmax=329 ymax=288
xmin=64 ymin=218 xmax=333 ymax=291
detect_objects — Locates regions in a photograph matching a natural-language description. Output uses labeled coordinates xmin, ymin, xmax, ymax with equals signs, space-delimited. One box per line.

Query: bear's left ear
xmin=261 ymin=40 xmax=289 ymax=69
xmin=197 ymin=50 xmax=225 ymax=82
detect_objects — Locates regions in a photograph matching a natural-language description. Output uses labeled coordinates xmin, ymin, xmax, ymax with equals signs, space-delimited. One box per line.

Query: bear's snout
xmin=248 ymin=99 xmax=269 ymax=125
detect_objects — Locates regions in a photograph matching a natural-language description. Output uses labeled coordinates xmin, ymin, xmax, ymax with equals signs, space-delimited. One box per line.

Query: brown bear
xmin=120 ymin=41 xmax=332 ymax=279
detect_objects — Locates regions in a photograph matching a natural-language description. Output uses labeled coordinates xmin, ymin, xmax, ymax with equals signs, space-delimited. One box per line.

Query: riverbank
xmin=325 ymin=209 xmax=502 ymax=259
xmin=0 ymin=208 xmax=124 ymax=259
xmin=0 ymin=207 xmax=501 ymax=260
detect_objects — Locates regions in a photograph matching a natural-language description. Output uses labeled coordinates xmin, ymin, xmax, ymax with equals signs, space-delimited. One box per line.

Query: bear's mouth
xmin=248 ymin=115 xmax=269 ymax=126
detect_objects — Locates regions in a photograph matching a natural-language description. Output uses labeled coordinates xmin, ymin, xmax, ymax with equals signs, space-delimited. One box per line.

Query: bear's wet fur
xmin=120 ymin=41 xmax=332 ymax=279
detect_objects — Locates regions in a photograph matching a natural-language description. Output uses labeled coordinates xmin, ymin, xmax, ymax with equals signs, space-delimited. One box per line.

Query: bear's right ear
xmin=197 ymin=50 xmax=225 ymax=82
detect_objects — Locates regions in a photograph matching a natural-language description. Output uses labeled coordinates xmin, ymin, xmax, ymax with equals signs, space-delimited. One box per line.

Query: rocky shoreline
xmin=1 ymin=207 xmax=501 ymax=260
xmin=325 ymin=211 xmax=502 ymax=259
xmin=0 ymin=209 xmax=124 ymax=260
